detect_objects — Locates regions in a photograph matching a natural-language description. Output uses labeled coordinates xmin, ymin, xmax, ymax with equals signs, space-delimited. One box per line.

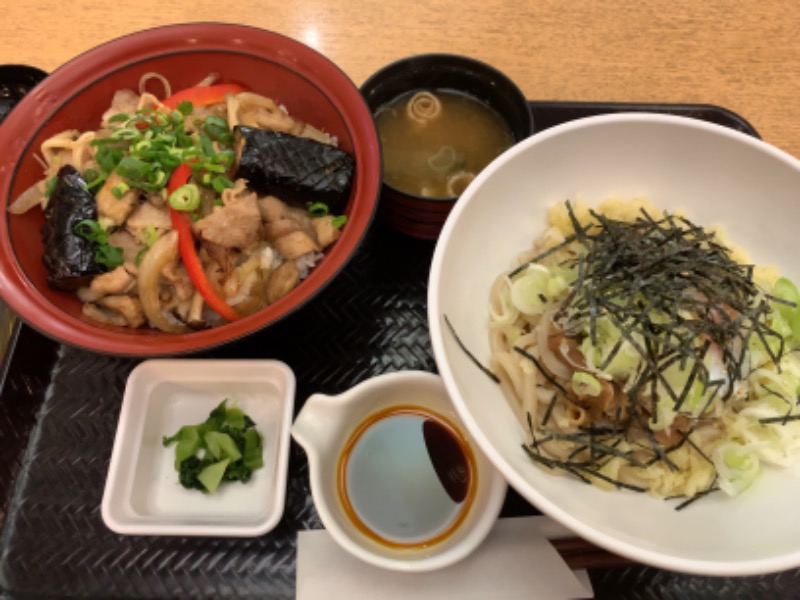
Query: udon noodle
xmin=488 ymin=198 xmax=800 ymax=503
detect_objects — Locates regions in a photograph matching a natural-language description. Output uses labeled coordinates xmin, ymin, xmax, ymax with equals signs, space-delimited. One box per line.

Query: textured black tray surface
xmin=2 ymin=101 xmax=799 ymax=599
xmin=0 ymin=65 xmax=46 ymax=126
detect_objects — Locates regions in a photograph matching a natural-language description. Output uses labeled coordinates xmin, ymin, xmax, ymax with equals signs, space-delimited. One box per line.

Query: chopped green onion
xmin=83 ymin=168 xmax=101 ymax=186
xmin=95 ymin=244 xmax=124 ymax=268
xmin=215 ymin=149 xmax=235 ymax=166
xmin=159 ymin=154 xmax=181 ymax=169
xmin=111 ymin=182 xmax=130 ymax=199
xmin=74 ymin=219 xmax=124 ymax=268
xmin=73 ymin=219 xmax=107 ymax=243
xmin=211 ymin=175 xmax=235 ymax=194
xmin=111 ymin=128 xmax=142 ymax=141
xmin=571 ymin=372 xmax=602 ymax=397
xmin=203 ymin=116 xmax=233 ymax=144
xmin=177 ymin=101 xmax=194 ymax=116
xmin=199 ymin=133 xmax=216 ymax=157
xmin=331 ymin=215 xmax=348 ymax=228
xmin=150 ymin=170 xmax=167 ymax=188
xmin=95 ymin=146 xmax=124 ymax=173
xmin=169 ymin=183 xmax=201 ymax=212
xmin=307 ymin=202 xmax=329 ymax=217
xmin=202 ymin=163 xmax=226 ymax=174
xmin=115 ymin=156 xmax=150 ymax=180
xmin=44 ymin=176 xmax=58 ymax=198
xmin=68 ymin=100 xmax=240 ymax=205
xmin=176 ymin=129 xmax=194 ymax=148
xmin=204 ymin=115 xmax=228 ymax=130
xmin=143 ymin=225 xmax=159 ymax=247
xmin=135 ymin=225 xmax=161 ymax=265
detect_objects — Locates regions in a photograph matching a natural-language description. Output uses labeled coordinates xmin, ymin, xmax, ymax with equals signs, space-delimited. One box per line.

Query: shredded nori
xmin=551 ymin=200 xmax=784 ymax=408
xmin=759 ymin=414 xmax=800 ymax=424
xmin=673 ymin=480 xmax=721 ymax=511
xmin=513 ymin=346 xmax=569 ymax=395
xmin=443 ymin=315 xmax=500 ymax=383
xmin=552 ymin=201 xmax=779 ymax=404
xmin=511 ymin=200 xmax=788 ymax=508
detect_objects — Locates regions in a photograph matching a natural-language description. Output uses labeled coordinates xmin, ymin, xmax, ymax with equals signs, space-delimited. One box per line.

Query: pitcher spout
xmin=291 ymin=392 xmax=338 ymax=455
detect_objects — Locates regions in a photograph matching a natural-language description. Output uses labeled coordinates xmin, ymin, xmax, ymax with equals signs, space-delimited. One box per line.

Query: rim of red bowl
xmin=0 ymin=23 xmax=382 ymax=356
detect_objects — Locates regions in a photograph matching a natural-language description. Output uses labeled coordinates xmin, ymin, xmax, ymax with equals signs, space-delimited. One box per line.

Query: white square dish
xmin=102 ymin=359 xmax=295 ymax=537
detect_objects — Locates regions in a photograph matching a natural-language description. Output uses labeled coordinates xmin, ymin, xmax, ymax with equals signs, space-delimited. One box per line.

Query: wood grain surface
xmin=1 ymin=1 xmax=799 ymax=156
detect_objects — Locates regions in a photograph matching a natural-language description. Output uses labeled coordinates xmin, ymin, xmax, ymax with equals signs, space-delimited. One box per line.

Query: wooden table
xmin=1 ymin=1 xmax=799 ymax=156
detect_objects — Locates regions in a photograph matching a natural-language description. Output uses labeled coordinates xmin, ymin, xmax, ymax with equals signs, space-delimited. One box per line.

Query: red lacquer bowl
xmin=0 ymin=23 xmax=381 ymax=356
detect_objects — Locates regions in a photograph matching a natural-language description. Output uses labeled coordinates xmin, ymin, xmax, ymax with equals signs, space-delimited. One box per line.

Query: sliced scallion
xmin=168 ymin=183 xmax=201 ymax=212
xmin=211 ymin=175 xmax=235 ymax=194
xmin=111 ymin=182 xmax=130 ymax=199
xmin=307 ymin=202 xmax=329 ymax=217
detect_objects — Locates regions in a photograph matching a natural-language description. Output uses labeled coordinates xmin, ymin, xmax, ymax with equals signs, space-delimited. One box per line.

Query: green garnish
xmin=95 ymin=145 xmax=125 ymax=173
xmin=307 ymin=202 xmax=329 ymax=217
xmin=44 ymin=176 xmax=58 ymax=198
xmin=307 ymin=202 xmax=348 ymax=228
xmin=162 ymin=399 xmax=264 ymax=494
xmin=571 ymin=371 xmax=602 ymax=397
xmin=111 ymin=181 xmax=130 ymax=199
xmin=74 ymin=219 xmax=124 ymax=268
xmin=198 ymin=132 xmax=216 ymax=157
xmin=90 ymin=105 xmax=237 ymax=200
xmin=82 ymin=168 xmax=106 ymax=190
xmin=211 ymin=175 xmax=235 ymax=194
xmin=203 ymin=115 xmax=235 ymax=145
xmin=168 ymin=183 xmax=201 ymax=211
xmin=176 ymin=101 xmax=194 ymax=116
xmin=135 ymin=225 xmax=160 ymax=265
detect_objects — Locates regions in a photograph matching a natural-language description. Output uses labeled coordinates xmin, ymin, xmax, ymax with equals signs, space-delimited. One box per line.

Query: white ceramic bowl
xmin=102 ymin=359 xmax=295 ymax=537
xmin=428 ymin=113 xmax=800 ymax=576
xmin=292 ymin=371 xmax=507 ymax=572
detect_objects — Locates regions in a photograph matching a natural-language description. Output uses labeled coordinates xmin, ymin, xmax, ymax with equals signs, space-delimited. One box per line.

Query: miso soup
xmin=375 ymin=89 xmax=513 ymax=198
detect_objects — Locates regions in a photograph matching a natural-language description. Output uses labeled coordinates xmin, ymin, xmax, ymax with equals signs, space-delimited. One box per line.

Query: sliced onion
xmin=536 ymin=310 xmax=571 ymax=380
xmin=8 ymin=180 xmax=45 ymax=214
xmin=137 ymin=230 xmax=189 ymax=333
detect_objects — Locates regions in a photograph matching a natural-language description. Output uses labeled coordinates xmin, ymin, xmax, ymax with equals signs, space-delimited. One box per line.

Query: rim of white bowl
xmin=428 ymin=112 xmax=800 ymax=576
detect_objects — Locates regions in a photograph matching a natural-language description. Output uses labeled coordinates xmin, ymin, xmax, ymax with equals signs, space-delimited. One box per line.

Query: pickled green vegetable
xmin=162 ymin=399 xmax=264 ymax=494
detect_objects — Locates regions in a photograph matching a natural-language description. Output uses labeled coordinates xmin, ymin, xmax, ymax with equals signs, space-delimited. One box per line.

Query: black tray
xmin=2 ymin=100 xmax=799 ymax=599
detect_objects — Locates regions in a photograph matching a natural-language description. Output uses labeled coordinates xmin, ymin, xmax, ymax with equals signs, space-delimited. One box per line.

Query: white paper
xmin=296 ymin=516 xmax=594 ymax=600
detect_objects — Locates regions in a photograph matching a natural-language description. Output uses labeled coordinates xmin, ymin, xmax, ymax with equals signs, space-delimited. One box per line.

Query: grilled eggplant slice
xmin=42 ymin=165 xmax=106 ymax=290
xmin=234 ymin=127 xmax=354 ymax=213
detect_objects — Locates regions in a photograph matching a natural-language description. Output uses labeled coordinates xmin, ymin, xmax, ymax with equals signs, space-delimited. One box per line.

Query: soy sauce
xmin=337 ymin=405 xmax=477 ymax=549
